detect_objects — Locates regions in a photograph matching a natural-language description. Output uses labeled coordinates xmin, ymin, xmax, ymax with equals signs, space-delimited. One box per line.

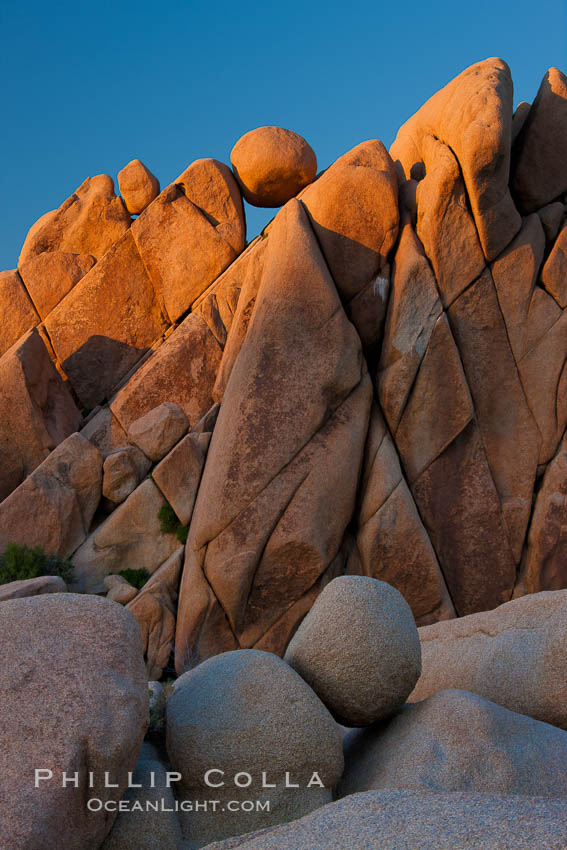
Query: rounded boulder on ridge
xmin=284 ymin=576 xmax=421 ymax=726
xmin=231 ymin=126 xmax=317 ymax=207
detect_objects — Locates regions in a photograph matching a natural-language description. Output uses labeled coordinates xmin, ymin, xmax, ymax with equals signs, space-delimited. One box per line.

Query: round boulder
xmin=231 ymin=126 xmax=317 ymax=207
xmin=166 ymin=649 xmax=343 ymax=846
xmin=118 ymin=158 xmax=160 ymax=215
xmin=284 ymin=576 xmax=421 ymax=726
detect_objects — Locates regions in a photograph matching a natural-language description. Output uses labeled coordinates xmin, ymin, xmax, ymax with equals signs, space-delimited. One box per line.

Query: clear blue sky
xmin=1 ymin=0 xmax=565 ymax=270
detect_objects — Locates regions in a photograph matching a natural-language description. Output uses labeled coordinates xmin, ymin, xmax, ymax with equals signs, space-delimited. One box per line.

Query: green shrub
xmin=158 ymin=503 xmax=189 ymax=544
xmin=176 ymin=524 xmax=189 ymax=544
xmin=0 ymin=543 xmax=76 ymax=586
xmin=118 ymin=568 xmax=150 ymax=589
xmin=158 ymin=504 xmax=179 ymax=535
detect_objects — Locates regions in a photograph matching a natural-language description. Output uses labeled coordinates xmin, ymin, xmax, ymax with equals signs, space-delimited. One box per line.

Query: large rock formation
xmin=0 ymin=57 xmax=566 ymax=687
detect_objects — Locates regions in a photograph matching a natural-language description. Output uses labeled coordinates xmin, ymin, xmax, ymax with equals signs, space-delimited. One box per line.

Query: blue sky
xmin=0 ymin=0 xmax=565 ymax=270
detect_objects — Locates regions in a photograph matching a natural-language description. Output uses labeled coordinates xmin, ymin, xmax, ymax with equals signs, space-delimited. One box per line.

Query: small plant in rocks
xmin=0 ymin=542 xmax=76 ymax=585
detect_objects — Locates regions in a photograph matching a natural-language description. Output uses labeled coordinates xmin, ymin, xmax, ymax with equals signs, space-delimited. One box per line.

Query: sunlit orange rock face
xmin=1 ymin=59 xmax=567 ymax=670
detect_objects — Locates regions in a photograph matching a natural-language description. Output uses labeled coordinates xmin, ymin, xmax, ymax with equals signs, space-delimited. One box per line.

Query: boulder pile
xmin=1 ymin=55 xmax=567 ymax=848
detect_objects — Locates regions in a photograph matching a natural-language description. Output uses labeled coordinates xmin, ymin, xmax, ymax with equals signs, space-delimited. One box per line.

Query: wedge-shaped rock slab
xmin=110 ymin=311 xmax=223 ymax=431
xmin=44 ymin=230 xmax=167 ymax=409
xmin=175 ymin=199 xmax=372 ymax=670
xmin=0 ymin=329 xmax=82 ymax=501
xmin=391 ymin=57 xmax=521 ymax=260
xmin=0 ymin=269 xmax=40 ymax=356
xmin=348 ymin=404 xmax=455 ymax=625
xmin=72 ymin=478 xmax=182 ymax=592
xmin=523 ymin=435 xmax=567 ymax=592
xmin=18 ymin=250 xmax=95 ymax=318
xmin=301 ymin=140 xmax=399 ymax=303
xmin=19 ymin=174 xmax=131 ymax=264
xmin=0 ymin=433 xmax=102 ymax=559
xmin=512 ymin=67 xmax=567 ymax=212
xmin=410 ymin=590 xmax=567 ymax=729
xmin=127 ymin=549 xmax=183 ymax=680
xmin=131 ymin=158 xmax=245 ymax=322
xmin=0 ymin=594 xmax=148 ymax=850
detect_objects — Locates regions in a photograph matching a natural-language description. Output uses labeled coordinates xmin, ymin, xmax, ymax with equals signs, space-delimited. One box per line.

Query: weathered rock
xmin=202 ymin=789 xmax=567 ymax=850
xmin=0 ymin=594 xmax=148 ymax=850
xmin=101 ymin=757 xmax=183 ymax=850
xmin=175 ymin=157 xmax=246 ymax=255
xmin=153 ymin=431 xmax=211 ymax=525
xmin=512 ymin=67 xmax=567 ymax=212
xmin=117 ymin=159 xmax=160 ymax=215
xmin=44 ymin=230 xmax=167 ymax=409
xmin=541 ymin=222 xmax=567 ymax=308
xmin=447 ymin=268 xmax=540 ymax=562
xmin=107 ymin=581 xmax=138 ymax=605
xmin=166 ymin=649 xmax=343 ymax=847
xmin=127 ymin=402 xmax=189 ymax=462
xmin=111 ymin=311 xmax=223 ymax=431
xmin=72 ymin=479 xmax=182 ymax=592
xmin=127 ymin=548 xmax=183 ymax=680
xmin=411 ymin=421 xmax=517 ymax=615
xmin=490 ymin=214 xmax=566 ymax=466
xmin=377 ymin=215 xmax=443 ymax=433
xmin=391 ymin=57 xmax=521 ymax=260
xmin=102 ymin=445 xmax=151 ymax=506
xmin=338 ymin=689 xmax=567 ymax=798
xmin=0 ymin=269 xmax=40 ymax=356
xmin=175 ymin=200 xmax=371 ymax=669
xmin=19 ymin=174 xmax=131 ymax=264
xmin=0 ymin=329 xmax=82 ymax=501
xmin=410 ymin=591 xmax=567 ymax=728
xmin=301 ymin=140 xmax=399 ymax=301
xmin=131 ymin=159 xmax=244 ymax=323
xmin=80 ymin=407 xmax=129 ymax=454
xmin=511 ymin=99 xmax=531 ymax=143
xmin=0 ymin=575 xmax=67 ymax=602
xmin=537 ymin=201 xmax=565 ymax=246
xmin=18 ymin=251 xmax=95 ymax=318
xmin=285 ymin=576 xmax=421 ymax=726
xmin=231 ymin=126 xmax=317 ymax=207
xmin=348 ymin=405 xmax=455 ymax=625
xmin=0 ymin=433 xmax=102 ymax=559
xmin=415 ymin=135 xmax=485 ymax=307
xmin=523 ymin=433 xmax=567 ymax=592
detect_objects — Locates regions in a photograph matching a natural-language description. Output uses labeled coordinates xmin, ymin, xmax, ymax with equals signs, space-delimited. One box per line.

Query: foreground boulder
xmin=0 ymin=594 xmax=148 ymax=850
xmin=410 ymin=590 xmax=567 ymax=728
xmin=338 ymin=689 xmax=567 ymax=798
xmin=166 ymin=649 xmax=343 ymax=847
xmin=231 ymin=126 xmax=317 ymax=207
xmin=284 ymin=576 xmax=421 ymax=726
xmin=101 ymin=753 xmax=182 ymax=850
xmin=203 ymin=789 xmax=567 ymax=849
